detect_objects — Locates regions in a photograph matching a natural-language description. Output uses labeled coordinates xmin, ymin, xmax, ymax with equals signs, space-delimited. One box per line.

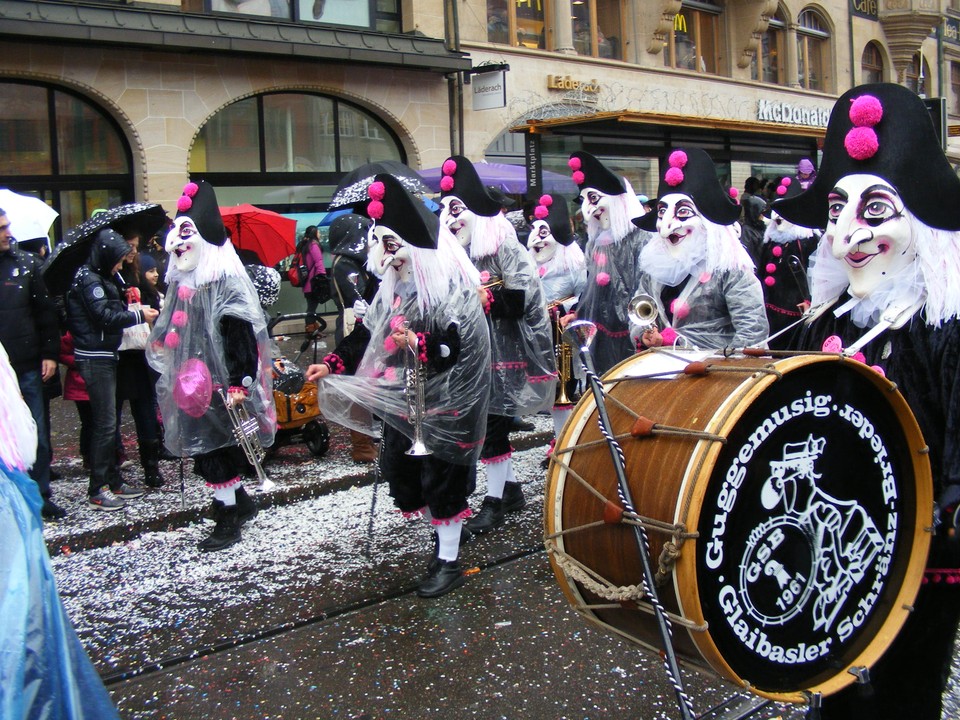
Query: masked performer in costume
xmin=758 ymin=176 xmax=822 ymax=349
xmin=632 ymin=147 xmax=768 ymax=351
xmin=147 ymin=181 xmax=276 ymax=552
xmin=0 ymin=340 xmax=121 ymax=719
xmin=566 ymin=151 xmax=649 ymax=374
xmin=526 ymin=192 xmax=586 ymax=455
xmin=771 ymin=82 xmax=960 ymax=720
xmin=306 ymin=173 xmax=491 ymax=598
xmin=437 ymin=156 xmax=556 ymax=535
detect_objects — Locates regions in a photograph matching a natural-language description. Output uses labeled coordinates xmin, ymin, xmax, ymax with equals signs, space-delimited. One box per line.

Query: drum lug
xmin=846 ymin=665 xmax=871 ymax=684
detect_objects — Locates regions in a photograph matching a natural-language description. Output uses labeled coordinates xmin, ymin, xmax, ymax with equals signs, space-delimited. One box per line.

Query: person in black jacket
xmin=0 ymin=210 xmax=64 ymax=520
xmin=65 ymin=229 xmax=158 ymax=511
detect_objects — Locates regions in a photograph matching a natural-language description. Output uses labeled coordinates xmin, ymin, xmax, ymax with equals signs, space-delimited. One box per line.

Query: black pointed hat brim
xmin=633 ymin=147 xmax=740 ymax=231
xmin=438 ymin=156 xmax=502 ymax=217
xmin=775 ymin=83 xmax=960 ymax=231
xmin=362 ymin=173 xmax=439 ymax=250
xmin=568 ymin=151 xmax=626 ymax=197
xmin=175 ymin=181 xmax=226 ymax=246
xmin=531 ymin=193 xmax=574 ymax=246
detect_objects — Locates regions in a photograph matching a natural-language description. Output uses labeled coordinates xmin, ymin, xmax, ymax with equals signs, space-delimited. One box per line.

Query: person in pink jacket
xmin=301 ymin=225 xmax=330 ymax=334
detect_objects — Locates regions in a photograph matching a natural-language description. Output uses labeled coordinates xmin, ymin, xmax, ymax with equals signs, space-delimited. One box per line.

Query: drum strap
xmin=837 ymin=298 xmax=925 ymax=355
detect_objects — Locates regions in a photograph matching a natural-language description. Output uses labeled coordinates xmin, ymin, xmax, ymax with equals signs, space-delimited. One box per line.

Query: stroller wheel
xmin=303 ymin=419 xmax=330 ymax=457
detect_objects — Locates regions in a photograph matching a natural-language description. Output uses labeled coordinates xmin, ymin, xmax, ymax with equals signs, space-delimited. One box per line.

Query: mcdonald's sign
xmin=674 ymin=12 xmax=687 ymax=33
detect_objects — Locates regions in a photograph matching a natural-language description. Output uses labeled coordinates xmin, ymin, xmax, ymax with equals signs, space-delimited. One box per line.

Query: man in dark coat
xmin=0 ymin=209 xmax=64 ymax=519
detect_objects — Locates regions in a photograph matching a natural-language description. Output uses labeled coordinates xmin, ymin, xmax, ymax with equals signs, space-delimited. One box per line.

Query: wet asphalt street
xmin=39 ymin=330 xmax=959 ymax=720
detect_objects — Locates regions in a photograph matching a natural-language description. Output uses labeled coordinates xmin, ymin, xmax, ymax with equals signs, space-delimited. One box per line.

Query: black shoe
xmin=417 ymin=560 xmax=466 ymax=598
xmin=41 ymin=498 xmax=67 ymax=521
xmin=502 ymin=481 xmax=526 ymax=513
xmin=427 ymin=525 xmax=474 ymax=575
xmin=466 ymin=496 xmax=504 ymax=534
xmin=235 ymin=486 xmax=259 ymax=526
xmin=198 ymin=503 xmax=241 ymax=552
xmin=49 ymin=468 xmax=62 ymax=481
xmin=510 ymin=417 xmax=535 ymax=432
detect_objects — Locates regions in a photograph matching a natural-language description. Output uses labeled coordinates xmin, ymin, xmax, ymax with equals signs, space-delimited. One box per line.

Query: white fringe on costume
xmin=582 ymin=177 xmax=644 ymax=244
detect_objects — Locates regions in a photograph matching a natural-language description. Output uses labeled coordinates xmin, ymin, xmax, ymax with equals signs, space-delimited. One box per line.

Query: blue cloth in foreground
xmin=0 ymin=462 xmax=120 ymax=720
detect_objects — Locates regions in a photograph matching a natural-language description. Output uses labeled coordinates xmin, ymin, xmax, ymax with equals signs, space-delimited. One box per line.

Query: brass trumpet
xmin=627 ymin=293 xmax=659 ymax=330
xmin=402 ymin=323 xmax=432 ymax=456
xmin=551 ymin=295 xmax=578 ymax=406
xmin=220 ymin=388 xmax=274 ymax=491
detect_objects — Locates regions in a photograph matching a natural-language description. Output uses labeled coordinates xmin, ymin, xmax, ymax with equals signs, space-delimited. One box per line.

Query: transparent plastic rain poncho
xmin=317 ymin=278 xmax=492 ymax=466
xmin=147 ymin=273 xmax=277 ymax=457
xmin=0 ymin=341 xmax=120 ymax=720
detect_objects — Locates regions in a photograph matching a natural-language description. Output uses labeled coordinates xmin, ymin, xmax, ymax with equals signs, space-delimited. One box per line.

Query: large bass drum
xmin=545 ymin=349 xmax=932 ymax=703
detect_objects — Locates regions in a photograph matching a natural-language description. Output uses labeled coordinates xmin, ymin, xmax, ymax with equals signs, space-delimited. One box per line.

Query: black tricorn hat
xmin=634 ymin=147 xmax=740 ymax=231
xmin=531 ymin=193 xmax=574 ymax=246
xmin=774 ymin=82 xmax=960 ymax=231
xmin=771 ymin=175 xmax=804 ymax=202
xmin=568 ymin=151 xmax=626 ymax=198
xmin=438 ymin=156 xmax=502 ymax=217
xmin=174 ymin=180 xmax=226 ymax=246
xmin=362 ymin=173 xmax=439 ymax=250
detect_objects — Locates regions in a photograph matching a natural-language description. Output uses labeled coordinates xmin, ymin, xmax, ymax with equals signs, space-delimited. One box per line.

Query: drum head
xmin=689 ymin=358 xmax=931 ymax=697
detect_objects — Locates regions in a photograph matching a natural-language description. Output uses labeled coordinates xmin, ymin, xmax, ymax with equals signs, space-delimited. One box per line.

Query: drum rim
xmin=546 ymin=351 xmax=933 ymax=705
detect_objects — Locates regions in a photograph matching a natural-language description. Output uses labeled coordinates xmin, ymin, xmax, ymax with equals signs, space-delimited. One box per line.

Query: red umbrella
xmin=219 ymin=204 xmax=297 ymax=267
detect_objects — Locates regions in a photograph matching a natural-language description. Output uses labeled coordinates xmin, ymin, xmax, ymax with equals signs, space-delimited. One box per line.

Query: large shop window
xmin=796 ymin=9 xmax=831 ymax=92
xmin=752 ymin=8 xmax=785 ymax=85
xmin=0 ymin=81 xmax=133 ymax=242
xmin=190 ymin=92 xmax=405 ymax=208
xmin=206 ymin=0 xmax=399 ymax=30
xmin=571 ymin=0 xmax=621 ymax=59
xmin=663 ymin=1 xmax=721 ymax=75
xmin=487 ymin=0 xmax=545 ymax=49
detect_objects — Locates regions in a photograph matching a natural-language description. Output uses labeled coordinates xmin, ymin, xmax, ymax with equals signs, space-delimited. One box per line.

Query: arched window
xmin=905 ymin=53 xmax=931 ymax=97
xmin=664 ymin=1 xmax=722 ymax=75
xmin=190 ymin=92 xmax=406 ymax=209
xmin=0 ymin=81 xmax=133 ymax=242
xmin=797 ymin=9 xmax=831 ymax=91
xmin=861 ymin=42 xmax=885 ymax=84
xmin=752 ymin=8 xmax=786 ymax=84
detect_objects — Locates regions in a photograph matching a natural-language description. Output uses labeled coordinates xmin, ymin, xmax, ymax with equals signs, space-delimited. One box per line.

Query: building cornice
xmin=0 ymin=0 xmax=471 ymax=73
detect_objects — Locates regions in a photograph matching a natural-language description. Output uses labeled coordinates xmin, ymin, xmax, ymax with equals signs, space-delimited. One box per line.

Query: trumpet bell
xmin=406 ymin=440 xmax=433 ymax=457
xmin=563 ymin=319 xmax=597 ymax=353
xmin=628 ymin=294 xmax=658 ymax=327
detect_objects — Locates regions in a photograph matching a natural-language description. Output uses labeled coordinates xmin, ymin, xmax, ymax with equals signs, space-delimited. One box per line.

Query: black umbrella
xmin=43 ymin=203 xmax=168 ymax=295
xmin=329 ymin=160 xmax=431 ymax=208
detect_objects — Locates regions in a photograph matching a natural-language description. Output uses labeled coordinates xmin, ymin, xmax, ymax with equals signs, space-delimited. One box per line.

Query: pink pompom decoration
xmin=539 ymin=194 xmax=553 ymax=207
xmin=776 ymin=184 xmax=787 ymax=196
xmin=673 ymin=301 xmax=690 ymax=320
xmin=698 ymin=271 xmax=711 ymax=284
xmin=368 ymin=181 xmax=386 ymax=202
xmin=572 ymin=170 xmax=585 ymax=186
xmin=845 ymin=127 xmax=879 ymax=161
xmin=389 ymin=315 xmax=407 ymax=332
xmin=871 ymin=365 xmax=886 ymax=377
xmin=764 ymin=276 xmax=776 ymax=287
xmin=538 ymin=266 xmax=546 ymax=277
xmin=729 ymin=187 xmax=739 ymax=200
xmin=384 ymin=366 xmax=398 ymax=383
xmin=781 ymin=177 xmax=792 ymax=187
xmin=665 ymin=167 xmax=684 ymax=187
xmin=594 ymin=251 xmax=607 ymax=267
xmin=440 ymin=176 xmax=455 ymax=192
xmin=660 ymin=327 xmax=678 ymax=345
xmin=367 ymin=200 xmax=384 ymax=220
xmin=568 ymin=157 xmax=581 ymax=172
xmin=383 ymin=335 xmax=398 ymax=353
xmin=534 ymin=205 xmax=549 ymax=220
xmin=822 ymin=335 xmax=843 ymax=353
xmin=772 ymin=245 xmax=783 ymax=257
xmin=765 ymin=263 xmax=776 ymax=274
xmin=479 ymin=270 xmax=491 ymax=283
xmin=595 ymin=272 xmax=610 ymax=286
xmin=177 ymin=286 xmax=195 ymax=302
xmin=668 ymin=150 xmax=688 ymax=169
xmin=171 ymin=309 xmax=188 ymax=327
xmin=172 ymin=358 xmax=212 ymax=418
xmin=183 ymin=182 xmax=199 ymax=197
xmin=442 ymin=159 xmax=457 ymax=175
xmin=164 ymin=331 xmax=180 ymax=349
xmin=177 ymin=196 xmax=192 ymax=212
xmin=849 ymin=95 xmax=883 ymax=127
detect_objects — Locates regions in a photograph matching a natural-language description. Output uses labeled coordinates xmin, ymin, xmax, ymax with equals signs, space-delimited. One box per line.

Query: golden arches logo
xmin=674 ymin=13 xmax=687 ymax=33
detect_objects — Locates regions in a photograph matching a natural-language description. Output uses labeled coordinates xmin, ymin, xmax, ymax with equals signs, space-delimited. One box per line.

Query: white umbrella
xmin=0 ymin=189 xmax=59 ymax=242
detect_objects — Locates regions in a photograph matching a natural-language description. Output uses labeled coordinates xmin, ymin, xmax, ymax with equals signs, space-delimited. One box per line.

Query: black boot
xmin=417 ymin=560 xmax=466 ymax=598
xmin=502 ymin=481 xmax=526 ymax=513
xmin=467 ymin=496 xmax=504 ymax=534
xmin=198 ymin=502 xmax=241 ymax=552
xmin=235 ymin=485 xmax=259 ymax=526
xmin=140 ymin=440 xmax=165 ymax=488
xmin=427 ymin=525 xmax=474 ymax=575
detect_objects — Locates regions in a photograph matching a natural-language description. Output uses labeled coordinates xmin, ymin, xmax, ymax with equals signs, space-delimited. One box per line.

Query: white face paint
xmin=579 ymin=187 xmax=612 ymax=230
xmin=372 ymin=224 xmax=413 ymax=282
xmin=166 ymin=218 xmax=203 ymax=273
xmin=655 ymin=193 xmax=707 ymax=258
xmin=769 ymin=209 xmax=800 ymax=235
xmin=528 ymin=220 xmax=558 ymax=264
xmin=366 ymin=225 xmax=391 ymax=278
xmin=825 ymin=174 xmax=918 ymax=298
xmin=439 ymin=196 xmax=476 ymax=249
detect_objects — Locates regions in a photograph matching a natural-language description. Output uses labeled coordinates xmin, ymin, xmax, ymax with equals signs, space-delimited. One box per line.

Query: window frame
xmin=796 ymin=9 xmax=831 ymax=92
xmin=663 ymin=2 xmax=722 ymax=75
